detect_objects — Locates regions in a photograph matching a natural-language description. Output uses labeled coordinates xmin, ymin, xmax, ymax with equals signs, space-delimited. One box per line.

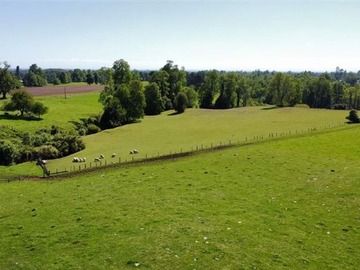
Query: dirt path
xmin=25 ymin=84 xmax=105 ymax=96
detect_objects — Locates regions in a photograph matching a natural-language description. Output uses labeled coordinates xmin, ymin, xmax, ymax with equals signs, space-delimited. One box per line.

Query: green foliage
xmin=174 ymin=92 xmax=188 ymax=113
xmin=0 ymin=125 xmax=85 ymax=165
xmin=2 ymin=89 xmax=48 ymax=118
xmin=59 ymin=71 xmax=71 ymax=84
xmin=0 ymin=61 xmax=21 ymax=99
xmin=3 ymin=89 xmax=34 ymax=116
xmin=53 ymin=78 xmax=61 ymax=85
xmin=214 ymin=73 xmax=237 ymax=109
xmin=86 ymin=73 xmax=94 ymax=85
xmin=182 ymin=86 xmax=198 ymax=108
xmin=31 ymin=101 xmax=49 ymax=118
xmin=51 ymin=132 xmax=85 ymax=157
xmin=99 ymin=60 xmax=145 ymax=129
xmin=0 ymin=140 xmax=19 ymax=165
xmin=35 ymin=145 xmax=60 ymax=159
xmin=113 ymin=59 xmax=132 ymax=85
xmin=144 ymin=82 xmax=164 ymax=115
xmin=346 ymin=110 xmax=360 ymax=123
xmin=200 ymin=70 xmax=219 ymax=108
xmin=294 ymin=103 xmax=310 ymax=108
xmin=86 ymin=124 xmax=101 ymax=135
xmin=71 ymin=69 xmax=86 ymax=82
xmin=23 ymin=64 xmax=47 ymax=87
xmin=268 ymin=72 xmax=301 ymax=107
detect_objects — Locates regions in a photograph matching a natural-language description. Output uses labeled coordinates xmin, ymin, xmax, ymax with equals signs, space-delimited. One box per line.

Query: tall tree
xmin=144 ymin=83 xmax=164 ymax=115
xmin=268 ymin=72 xmax=300 ymax=107
xmin=71 ymin=69 xmax=86 ymax=82
xmin=236 ymin=75 xmax=250 ymax=107
xmin=0 ymin=62 xmax=21 ymax=99
xmin=199 ymin=70 xmax=219 ymax=108
xmin=113 ymin=59 xmax=132 ymax=85
xmin=2 ymin=89 xmax=42 ymax=116
xmin=214 ymin=73 xmax=237 ymax=109
xmin=159 ymin=60 xmax=187 ymax=109
xmin=127 ymin=80 xmax=145 ymax=122
xmin=332 ymin=81 xmax=345 ymax=106
xmin=23 ymin=64 xmax=47 ymax=87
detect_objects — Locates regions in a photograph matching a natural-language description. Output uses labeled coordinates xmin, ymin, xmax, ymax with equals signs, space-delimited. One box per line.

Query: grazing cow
xmin=111 ymin=153 xmax=116 ymax=158
xmin=94 ymin=158 xmax=100 ymax=162
xmin=99 ymin=154 xmax=104 ymax=159
xmin=133 ymin=149 xmax=139 ymax=154
xmin=72 ymin=157 xmax=80 ymax=163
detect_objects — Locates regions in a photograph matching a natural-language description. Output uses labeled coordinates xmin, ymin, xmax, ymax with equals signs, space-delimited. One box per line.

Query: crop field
xmin=0 ymin=125 xmax=359 ymax=269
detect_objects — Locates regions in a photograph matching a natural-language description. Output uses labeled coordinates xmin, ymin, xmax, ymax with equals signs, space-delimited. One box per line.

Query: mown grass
xmin=0 ymin=126 xmax=359 ymax=269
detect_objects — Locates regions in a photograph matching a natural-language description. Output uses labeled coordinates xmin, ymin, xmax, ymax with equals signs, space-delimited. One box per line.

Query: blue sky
xmin=1 ymin=0 xmax=360 ymax=72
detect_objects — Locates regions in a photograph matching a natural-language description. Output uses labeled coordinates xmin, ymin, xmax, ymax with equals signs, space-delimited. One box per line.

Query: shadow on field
xmin=261 ymin=106 xmax=280 ymax=110
xmin=0 ymin=114 xmax=42 ymax=121
xmin=167 ymin=111 xmax=182 ymax=116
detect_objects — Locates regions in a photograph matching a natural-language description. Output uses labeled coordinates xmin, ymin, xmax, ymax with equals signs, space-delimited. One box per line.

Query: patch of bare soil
xmin=25 ymin=84 xmax=104 ymax=96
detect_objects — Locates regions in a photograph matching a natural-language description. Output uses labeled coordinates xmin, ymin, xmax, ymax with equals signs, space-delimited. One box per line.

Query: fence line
xmin=2 ymin=121 xmax=348 ymax=182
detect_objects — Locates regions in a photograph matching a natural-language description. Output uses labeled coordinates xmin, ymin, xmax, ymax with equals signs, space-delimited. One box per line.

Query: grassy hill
xmin=0 ymin=125 xmax=359 ymax=269
xmin=1 ymin=104 xmax=349 ymax=179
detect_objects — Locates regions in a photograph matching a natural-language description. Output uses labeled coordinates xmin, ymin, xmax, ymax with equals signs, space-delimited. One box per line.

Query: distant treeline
xmin=11 ymin=62 xmax=360 ymax=110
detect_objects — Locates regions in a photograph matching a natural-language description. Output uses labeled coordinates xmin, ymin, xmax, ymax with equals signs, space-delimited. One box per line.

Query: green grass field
xmin=0 ymin=125 xmax=359 ymax=269
xmin=0 ymin=91 xmax=102 ymax=133
xmin=1 ymin=100 xmax=350 ymax=179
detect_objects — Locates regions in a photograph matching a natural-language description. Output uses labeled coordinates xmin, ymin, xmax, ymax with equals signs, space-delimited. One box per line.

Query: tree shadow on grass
xmin=0 ymin=114 xmax=42 ymax=121
xmin=167 ymin=111 xmax=183 ymax=116
xmin=261 ymin=106 xmax=281 ymax=110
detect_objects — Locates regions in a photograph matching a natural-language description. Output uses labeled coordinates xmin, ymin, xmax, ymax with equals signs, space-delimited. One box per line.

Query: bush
xmin=333 ymin=104 xmax=347 ymax=110
xmin=86 ymin=124 xmax=101 ymax=135
xmin=53 ymin=78 xmax=61 ymax=85
xmin=175 ymin=92 xmax=188 ymax=114
xmin=294 ymin=104 xmax=310 ymax=108
xmin=0 ymin=140 xmax=19 ymax=165
xmin=35 ymin=145 xmax=60 ymax=159
xmin=346 ymin=110 xmax=360 ymax=123
xmin=51 ymin=133 xmax=85 ymax=157
xmin=32 ymin=131 xmax=52 ymax=147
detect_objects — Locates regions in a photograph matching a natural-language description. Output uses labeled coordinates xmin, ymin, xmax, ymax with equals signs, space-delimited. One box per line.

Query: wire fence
xmin=1 ymin=122 xmax=348 ymax=182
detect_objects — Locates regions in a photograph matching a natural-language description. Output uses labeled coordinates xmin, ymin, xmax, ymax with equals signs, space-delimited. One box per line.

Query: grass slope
xmin=0 ymin=91 xmax=102 ymax=132
xmin=1 ymin=106 xmax=349 ymax=179
xmin=0 ymin=126 xmax=359 ymax=269
xmin=44 ymin=107 xmax=347 ymax=174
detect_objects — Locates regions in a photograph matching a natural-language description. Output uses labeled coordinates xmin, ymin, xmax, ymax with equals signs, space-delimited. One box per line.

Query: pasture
xmin=0 ymin=125 xmax=359 ymax=269
xmin=0 ymin=101 xmax=349 ymax=179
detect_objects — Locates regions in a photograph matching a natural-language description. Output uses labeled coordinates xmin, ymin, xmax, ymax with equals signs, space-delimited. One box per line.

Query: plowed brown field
xmin=26 ymin=84 xmax=104 ymax=96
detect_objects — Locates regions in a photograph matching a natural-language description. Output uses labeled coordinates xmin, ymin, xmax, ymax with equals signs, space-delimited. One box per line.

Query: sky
xmin=1 ymin=0 xmax=360 ymax=72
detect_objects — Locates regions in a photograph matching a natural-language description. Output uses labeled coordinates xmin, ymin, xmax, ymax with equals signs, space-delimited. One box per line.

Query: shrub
xmin=87 ymin=124 xmax=101 ymax=135
xmin=32 ymin=131 xmax=52 ymax=147
xmin=346 ymin=110 xmax=360 ymax=123
xmin=294 ymin=104 xmax=310 ymax=108
xmin=333 ymin=104 xmax=347 ymax=110
xmin=175 ymin=92 xmax=188 ymax=114
xmin=35 ymin=145 xmax=60 ymax=159
xmin=51 ymin=133 xmax=85 ymax=157
xmin=53 ymin=78 xmax=61 ymax=85
xmin=0 ymin=140 xmax=19 ymax=165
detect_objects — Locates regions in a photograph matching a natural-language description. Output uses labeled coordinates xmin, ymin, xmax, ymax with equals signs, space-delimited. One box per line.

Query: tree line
xmin=2 ymin=60 xmax=360 ymax=111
